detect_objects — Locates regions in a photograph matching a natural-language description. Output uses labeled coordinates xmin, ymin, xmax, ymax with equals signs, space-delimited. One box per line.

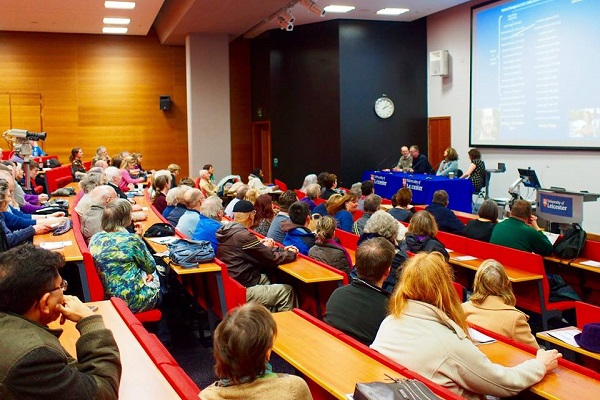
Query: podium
xmin=536 ymin=188 xmax=600 ymax=225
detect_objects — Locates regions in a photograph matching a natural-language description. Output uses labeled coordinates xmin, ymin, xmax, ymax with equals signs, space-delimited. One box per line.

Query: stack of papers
xmin=469 ymin=328 xmax=497 ymax=344
xmin=581 ymin=260 xmax=600 ymax=268
xmin=453 ymin=255 xmax=478 ymax=261
xmin=543 ymin=231 xmax=560 ymax=245
xmin=547 ymin=329 xmax=581 ymax=347
xmin=40 ymin=241 xmax=72 ymax=250
xmin=146 ymin=236 xmax=178 ymax=245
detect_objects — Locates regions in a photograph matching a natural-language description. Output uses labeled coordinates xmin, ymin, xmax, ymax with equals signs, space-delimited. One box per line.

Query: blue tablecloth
xmin=362 ymin=170 xmax=474 ymax=213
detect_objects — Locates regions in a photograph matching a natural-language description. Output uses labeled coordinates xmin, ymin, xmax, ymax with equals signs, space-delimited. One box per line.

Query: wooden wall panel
xmin=10 ymin=94 xmax=42 ymax=132
xmin=0 ymin=94 xmax=10 ymax=133
xmin=0 ymin=31 xmax=188 ymax=177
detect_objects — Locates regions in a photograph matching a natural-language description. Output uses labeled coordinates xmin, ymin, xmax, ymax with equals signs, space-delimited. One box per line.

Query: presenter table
xmin=363 ymin=170 xmax=474 ymax=213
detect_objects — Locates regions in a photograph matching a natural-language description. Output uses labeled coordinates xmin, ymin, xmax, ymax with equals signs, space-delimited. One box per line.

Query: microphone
xmin=431 ymin=160 xmax=442 ymax=174
xmin=411 ymin=157 xmax=423 ymax=172
xmin=375 ymin=156 xmax=393 ymax=171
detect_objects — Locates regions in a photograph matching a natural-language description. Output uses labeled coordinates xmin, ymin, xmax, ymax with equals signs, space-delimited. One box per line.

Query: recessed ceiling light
xmin=376 ymin=8 xmax=409 ymax=16
xmin=323 ymin=5 xmax=355 ymax=13
xmin=104 ymin=1 xmax=136 ymax=10
xmin=103 ymin=27 xmax=128 ymax=34
xmin=103 ymin=17 xmax=131 ymax=25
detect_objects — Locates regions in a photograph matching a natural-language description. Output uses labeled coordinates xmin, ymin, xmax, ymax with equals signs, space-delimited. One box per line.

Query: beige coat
xmin=200 ymin=373 xmax=312 ymax=400
xmin=462 ymin=296 xmax=539 ymax=348
xmin=371 ymin=300 xmax=545 ymax=400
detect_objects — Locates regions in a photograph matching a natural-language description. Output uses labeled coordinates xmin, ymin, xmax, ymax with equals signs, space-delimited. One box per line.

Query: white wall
xmin=427 ymin=1 xmax=600 ymax=233
xmin=186 ymin=33 xmax=231 ymax=182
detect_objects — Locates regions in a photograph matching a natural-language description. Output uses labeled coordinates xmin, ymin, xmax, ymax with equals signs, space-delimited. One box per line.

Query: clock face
xmin=374 ymin=97 xmax=394 ymax=119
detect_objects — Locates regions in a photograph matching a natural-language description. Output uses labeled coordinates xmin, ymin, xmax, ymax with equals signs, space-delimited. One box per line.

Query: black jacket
xmin=401 ymin=233 xmax=449 ymax=260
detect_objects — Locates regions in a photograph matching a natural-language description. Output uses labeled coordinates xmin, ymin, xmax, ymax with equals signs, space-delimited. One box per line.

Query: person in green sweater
xmin=490 ymin=200 xmax=552 ymax=256
xmin=201 ymin=302 xmax=313 ymax=400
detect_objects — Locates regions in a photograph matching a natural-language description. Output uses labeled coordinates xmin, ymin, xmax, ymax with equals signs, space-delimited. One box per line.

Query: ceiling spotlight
xmin=300 ymin=0 xmax=326 ymax=17
xmin=277 ymin=16 xmax=293 ymax=31
xmin=279 ymin=9 xmax=295 ymax=24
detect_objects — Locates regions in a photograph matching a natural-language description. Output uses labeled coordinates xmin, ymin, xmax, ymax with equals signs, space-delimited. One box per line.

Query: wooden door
xmin=251 ymin=121 xmax=272 ymax=182
xmin=428 ymin=116 xmax=451 ymax=171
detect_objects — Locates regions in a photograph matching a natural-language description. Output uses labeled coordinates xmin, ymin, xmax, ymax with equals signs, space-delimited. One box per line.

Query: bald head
xmin=184 ymin=188 xmax=205 ymax=210
xmin=91 ymin=185 xmax=118 ymax=206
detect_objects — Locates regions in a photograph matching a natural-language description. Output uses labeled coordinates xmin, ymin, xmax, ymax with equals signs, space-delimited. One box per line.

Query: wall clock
xmin=374 ymin=96 xmax=394 ymax=119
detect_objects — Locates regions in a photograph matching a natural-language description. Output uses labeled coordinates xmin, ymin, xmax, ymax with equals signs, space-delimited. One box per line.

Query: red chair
xmin=158 ymin=364 xmax=201 ymax=400
xmin=335 ymin=228 xmax=359 ymax=250
xmin=575 ymin=301 xmax=600 ymax=329
xmin=294 ymin=189 xmax=306 ymax=199
xmin=452 ymin=281 xmax=466 ymax=302
xmin=274 ymin=179 xmax=287 ymax=192
xmin=352 ymin=209 xmax=364 ymax=222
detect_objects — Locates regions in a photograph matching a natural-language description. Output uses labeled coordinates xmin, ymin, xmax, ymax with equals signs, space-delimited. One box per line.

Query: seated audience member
xmin=266 ymin=190 xmax=298 ymax=244
xmin=167 ymin=164 xmax=180 ymax=189
xmin=94 ymin=159 xmax=109 ymax=170
xmin=371 ymin=252 xmax=560 ymax=399
xmin=81 ymin=185 xmax=119 ymax=244
xmin=29 ymin=139 xmax=45 ymax=157
xmin=199 ymin=169 xmax=217 ymax=197
xmin=89 ymin=199 xmax=160 ymax=313
xmin=18 ymin=159 xmax=43 ymax=194
xmin=300 ymin=174 xmax=317 ymax=193
xmin=436 ymin=146 xmax=459 ymax=177
xmin=119 ymin=156 xmax=145 ymax=188
xmin=92 ymin=145 xmax=111 ymax=165
xmin=0 ymin=178 xmax=51 ymax=249
xmin=388 ymin=188 xmax=413 ymax=223
xmin=247 ymin=168 xmax=277 ymax=194
xmin=408 ymin=145 xmax=433 ymax=174
xmin=358 ymin=210 xmax=408 ymax=293
xmin=244 ymin=188 xmax=260 ymax=205
xmin=463 ymin=259 xmax=539 ymax=348
xmin=490 ymin=199 xmax=552 ymax=256
xmin=401 ymin=210 xmax=449 ymax=260
xmin=1 ymin=163 xmax=45 ymax=214
xmin=216 ymin=200 xmax=299 ymax=312
xmin=251 ymin=194 xmax=275 ymax=236
xmin=425 ymin=190 xmax=465 ymax=235
xmin=105 ymin=166 xmax=128 ymax=199
xmin=176 ymin=188 xmax=205 ymax=238
xmin=282 ymin=201 xmax=316 ymax=256
xmin=70 ymin=147 xmax=87 ymax=182
xmin=357 ymin=180 xmax=374 ymax=211
xmin=320 ymin=173 xmax=338 ymax=200
xmin=353 ymin=194 xmax=381 ymax=235
xmin=0 ymin=244 xmax=121 ymax=399
xmin=224 ymin=184 xmax=249 ymax=219
xmin=312 ymin=193 xmax=340 ymax=217
xmin=326 ymin=193 xmax=359 ymax=232
xmin=131 ymin=152 xmax=145 ymax=173
xmin=74 ymin=171 xmax=104 ymax=216
xmin=165 ymin=185 xmax=191 ymax=226
xmin=349 ymin=182 xmax=362 ymax=197
xmin=151 ymin=173 xmax=171 ymax=215
xmin=203 ymin=163 xmax=216 ymax=184
xmin=325 ymin=238 xmax=394 ymax=345
xmin=460 ymin=148 xmax=486 ymax=193
xmin=393 ymin=145 xmax=412 ymax=171
xmin=463 ymin=199 xmax=499 ymax=242
xmin=192 ymin=196 xmax=224 ymax=253
xmin=308 ymin=216 xmax=353 ymax=278
xmin=300 ymin=183 xmax=320 ymax=212
xmin=201 ymin=302 xmax=312 ymax=400
xmin=110 ymin=155 xmax=122 ymax=170
xmin=179 ymin=177 xmax=195 ymax=187
xmin=161 ymin=187 xmax=179 ymax=218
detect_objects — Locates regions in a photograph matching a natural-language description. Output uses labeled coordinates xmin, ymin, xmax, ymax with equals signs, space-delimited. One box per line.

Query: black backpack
xmin=553 ymin=223 xmax=586 ymax=260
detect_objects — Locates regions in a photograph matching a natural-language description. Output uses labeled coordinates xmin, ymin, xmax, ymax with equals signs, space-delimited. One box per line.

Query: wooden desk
xmin=449 ymin=252 xmax=544 ymax=283
xmin=278 ymin=257 xmax=344 ymax=283
xmin=272 ymin=311 xmax=406 ymax=399
xmin=50 ymin=300 xmax=180 ymax=399
xmin=537 ymin=327 xmax=600 ymax=362
xmin=544 ymin=254 xmax=600 ymax=273
xmin=477 ymin=340 xmax=600 ymax=399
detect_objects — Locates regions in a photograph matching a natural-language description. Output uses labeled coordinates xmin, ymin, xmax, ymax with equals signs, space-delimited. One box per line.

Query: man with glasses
xmin=0 ymin=244 xmax=121 ymax=399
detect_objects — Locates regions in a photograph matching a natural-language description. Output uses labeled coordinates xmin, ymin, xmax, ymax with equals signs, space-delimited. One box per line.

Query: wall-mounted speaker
xmin=159 ymin=95 xmax=172 ymax=111
xmin=430 ymin=50 xmax=449 ymax=77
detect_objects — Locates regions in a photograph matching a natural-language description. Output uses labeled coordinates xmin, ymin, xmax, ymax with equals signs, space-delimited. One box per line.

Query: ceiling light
xmin=104 ymin=1 xmax=136 ymax=10
xmin=103 ymin=17 xmax=131 ymax=25
xmin=376 ymin=8 xmax=409 ymax=16
xmin=102 ymin=27 xmax=128 ymax=34
xmin=300 ymin=0 xmax=326 ymax=17
xmin=277 ymin=16 xmax=293 ymax=31
xmin=279 ymin=9 xmax=295 ymax=24
xmin=323 ymin=5 xmax=355 ymax=13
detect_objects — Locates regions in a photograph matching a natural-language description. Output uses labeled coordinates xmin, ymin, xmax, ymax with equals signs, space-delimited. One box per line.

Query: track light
xmin=277 ymin=16 xmax=293 ymax=31
xmin=300 ymin=0 xmax=326 ymax=17
xmin=279 ymin=9 xmax=295 ymax=24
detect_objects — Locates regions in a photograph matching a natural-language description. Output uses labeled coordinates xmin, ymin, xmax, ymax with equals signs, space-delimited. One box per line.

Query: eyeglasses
xmin=49 ymin=279 xmax=68 ymax=293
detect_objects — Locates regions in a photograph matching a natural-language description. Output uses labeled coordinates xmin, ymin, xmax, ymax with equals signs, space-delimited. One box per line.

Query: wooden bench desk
xmin=536 ymin=327 xmax=600 ymax=363
xmin=477 ymin=340 xmax=600 ymax=399
xmin=50 ymin=300 xmax=180 ymax=399
xmin=448 ymin=251 xmax=544 ymax=283
xmin=272 ymin=311 xmax=406 ymax=400
xmin=278 ymin=257 xmax=344 ymax=284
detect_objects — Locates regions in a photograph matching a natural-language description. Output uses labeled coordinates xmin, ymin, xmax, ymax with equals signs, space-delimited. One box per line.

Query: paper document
xmin=40 ymin=241 xmax=72 ymax=250
xmin=469 ymin=328 xmax=497 ymax=344
xmin=543 ymin=231 xmax=560 ymax=245
xmin=580 ymin=260 xmax=600 ymax=268
xmin=445 ymin=248 xmax=454 ymax=253
xmin=453 ymin=255 xmax=477 ymax=261
xmin=547 ymin=329 xmax=581 ymax=347
xmin=146 ymin=236 xmax=178 ymax=245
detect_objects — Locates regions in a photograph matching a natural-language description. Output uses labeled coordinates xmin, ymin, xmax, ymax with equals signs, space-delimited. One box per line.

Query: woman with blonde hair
xmin=120 ymin=156 xmax=146 ymax=189
xmin=400 ymin=210 xmax=449 ymax=259
xmin=326 ymin=193 xmax=359 ymax=232
xmin=308 ymin=216 xmax=352 ymax=278
xmin=462 ymin=259 xmax=539 ymax=348
xmin=244 ymin=188 xmax=259 ymax=204
xmin=371 ymin=252 xmax=561 ymax=400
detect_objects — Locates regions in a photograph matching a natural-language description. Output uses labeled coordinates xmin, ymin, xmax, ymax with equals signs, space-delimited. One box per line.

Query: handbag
xmin=143 ymin=223 xmax=175 ymax=238
xmin=167 ymin=238 xmax=215 ymax=268
xmin=354 ymin=379 xmax=438 ymax=400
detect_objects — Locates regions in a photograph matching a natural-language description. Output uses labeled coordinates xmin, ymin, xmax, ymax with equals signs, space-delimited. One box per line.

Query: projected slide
xmin=470 ymin=0 xmax=600 ymax=149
